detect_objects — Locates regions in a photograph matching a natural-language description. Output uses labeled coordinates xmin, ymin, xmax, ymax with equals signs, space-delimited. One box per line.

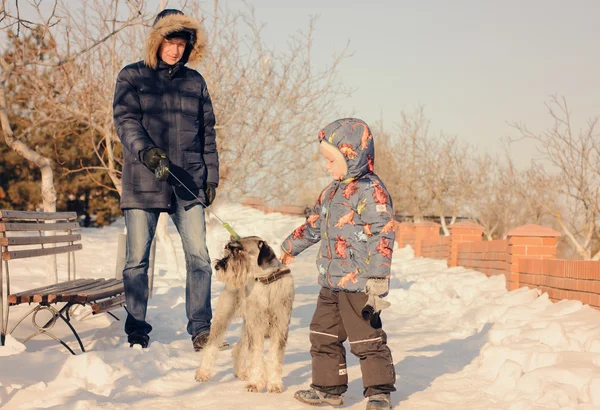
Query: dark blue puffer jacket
xmin=113 ymin=12 xmax=218 ymax=210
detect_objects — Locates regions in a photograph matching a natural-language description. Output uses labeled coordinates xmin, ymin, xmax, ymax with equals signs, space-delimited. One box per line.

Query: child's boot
xmin=366 ymin=393 xmax=391 ymax=410
xmin=294 ymin=388 xmax=344 ymax=407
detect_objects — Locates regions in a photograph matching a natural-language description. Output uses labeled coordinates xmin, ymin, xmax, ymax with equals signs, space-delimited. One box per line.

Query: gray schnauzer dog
xmin=195 ymin=236 xmax=295 ymax=393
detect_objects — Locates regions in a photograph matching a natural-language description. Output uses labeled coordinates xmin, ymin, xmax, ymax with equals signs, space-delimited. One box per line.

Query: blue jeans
xmin=122 ymin=202 xmax=212 ymax=339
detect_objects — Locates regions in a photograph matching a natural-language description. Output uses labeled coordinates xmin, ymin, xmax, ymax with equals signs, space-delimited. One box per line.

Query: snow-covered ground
xmin=1 ymin=204 xmax=600 ymax=409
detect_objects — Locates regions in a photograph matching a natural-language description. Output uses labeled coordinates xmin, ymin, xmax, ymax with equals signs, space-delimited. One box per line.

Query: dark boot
xmin=366 ymin=393 xmax=391 ymax=410
xmin=294 ymin=388 xmax=344 ymax=407
xmin=193 ymin=332 xmax=230 ymax=351
xmin=193 ymin=332 xmax=210 ymax=351
xmin=128 ymin=333 xmax=149 ymax=348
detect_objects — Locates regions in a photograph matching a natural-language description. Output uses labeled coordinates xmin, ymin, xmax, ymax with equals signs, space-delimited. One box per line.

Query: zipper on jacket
xmin=325 ymin=181 xmax=340 ymax=287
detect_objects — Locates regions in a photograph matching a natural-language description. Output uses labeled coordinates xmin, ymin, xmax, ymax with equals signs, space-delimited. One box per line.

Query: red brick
xmin=526 ymin=246 xmax=557 ymax=256
xmin=510 ymin=237 xmax=543 ymax=246
xmin=510 ymin=246 xmax=528 ymax=256
xmin=542 ymin=237 xmax=558 ymax=246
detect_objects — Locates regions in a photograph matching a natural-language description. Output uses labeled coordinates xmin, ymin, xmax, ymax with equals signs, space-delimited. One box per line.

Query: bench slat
xmin=0 ymin=221 xmax=80 ymax=232
xmin=0 ymin=234 xmax=81 ymax=247
xmin=91 ymin=294 xmax=126 ymax=314
xmin=8 ymin=279 xmax=95 ymax=305
xmin=33 ymin=279 xmax=123 ymax=303
xmin=52 ymin=279 xmax=121 ymax=304
xmin=0 ymin=210 xmax=77 ymax=220
xmin=31 ymin=279 xmax=112 ymax=304
xmin=56 ymin=279 xmax=121 ymax=302
xmin=2 ymin=244 xmax=82 ymax=261
xmin=76 ymin=283 xmax=125 ymax=303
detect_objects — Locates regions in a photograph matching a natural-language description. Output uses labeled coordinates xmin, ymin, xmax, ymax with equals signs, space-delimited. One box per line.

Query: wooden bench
xmin=0 ymin=210 xmax=125 ymax=354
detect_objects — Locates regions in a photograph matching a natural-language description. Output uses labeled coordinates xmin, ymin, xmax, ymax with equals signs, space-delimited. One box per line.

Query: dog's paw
xmin=195 ymin=368 xmax=211 ymax=382
xmin=245 ymin=383 xmax=260 ymax=393
xmin=267 ymin=383 xmax=284 ymax=394
xmin=235 ymin=368 xmax=249 ymax=381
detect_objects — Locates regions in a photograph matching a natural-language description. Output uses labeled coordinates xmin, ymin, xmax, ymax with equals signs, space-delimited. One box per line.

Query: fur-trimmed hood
xmin=144 ymin=13 xmax=207 ymax=69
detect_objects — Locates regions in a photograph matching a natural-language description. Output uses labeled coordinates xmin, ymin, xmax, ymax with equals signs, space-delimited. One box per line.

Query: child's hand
xmin=281 ymin=253 xmax=295 ymax=265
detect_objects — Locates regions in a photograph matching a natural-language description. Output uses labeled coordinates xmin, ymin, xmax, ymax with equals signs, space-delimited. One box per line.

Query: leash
xmin=159 ymin=163 xmax=241 ymax=240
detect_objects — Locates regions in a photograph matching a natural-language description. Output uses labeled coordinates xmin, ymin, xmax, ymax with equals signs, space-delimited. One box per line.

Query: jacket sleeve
xmin=113 ymin=68 xmax=154 ymax=160
xmin=201 ymin=80 xmax=219 ymax=186
xmin=281 ymin=189 xmax=324 ymax=256
xmin=358 ymin=181 xmax=395 ymax=279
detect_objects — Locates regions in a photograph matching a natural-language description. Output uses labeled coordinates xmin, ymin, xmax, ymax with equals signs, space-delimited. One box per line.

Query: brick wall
xmin=457 ymin=239 xmax=509 ymax=278
xmin=518 ymin=258 xmax=600 ymax=308
xmin=421 ymin=236 xmax=450 ymax=259
xmin=393 ymin=220 xmax=600 ymax=309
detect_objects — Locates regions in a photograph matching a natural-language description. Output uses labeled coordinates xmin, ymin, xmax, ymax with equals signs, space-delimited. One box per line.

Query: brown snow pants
xmin=309 ymin=287 xmax=396 ymax=397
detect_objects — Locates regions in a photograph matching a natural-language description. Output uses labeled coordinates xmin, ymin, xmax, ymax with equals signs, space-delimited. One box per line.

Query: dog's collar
xmin=255 ymin=267 xmax=291 ymax=285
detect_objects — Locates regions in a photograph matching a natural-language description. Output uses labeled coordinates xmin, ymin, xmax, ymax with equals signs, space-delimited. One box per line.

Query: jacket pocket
xmin=132 ymin=160 xmax=162 ymax=193
xmin=180 ymin=84 xmax=201 ymax=119
xmin=138 ymin=85 xmax=163 ymax=116
xmin=349 ymin=247 xmax=368 ymax=277
xmin=183 ymin=151 xmax=207 ymax=188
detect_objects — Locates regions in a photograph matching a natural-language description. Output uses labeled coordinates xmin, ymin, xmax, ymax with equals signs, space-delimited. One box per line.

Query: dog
xmin=195 ymin=236 xmax=295 ymax=393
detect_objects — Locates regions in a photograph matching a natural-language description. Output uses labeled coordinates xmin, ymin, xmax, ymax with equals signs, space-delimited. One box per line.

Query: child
xmin=281 ymin=119 xmax=396 ymax=410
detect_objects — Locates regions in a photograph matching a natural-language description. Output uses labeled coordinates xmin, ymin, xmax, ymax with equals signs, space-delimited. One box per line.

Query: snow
xmin=1 ymin=204 xmax=600 ymax=409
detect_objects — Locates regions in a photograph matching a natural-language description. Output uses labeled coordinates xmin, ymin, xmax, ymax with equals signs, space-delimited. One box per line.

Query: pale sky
xmin=188 ymin=0 xmax=599 ymax=167
xmin=17 ymin=0 xmax=598 ymax=167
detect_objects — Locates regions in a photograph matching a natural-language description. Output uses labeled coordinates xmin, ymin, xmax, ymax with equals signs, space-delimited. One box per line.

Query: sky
xmin=189 ymin=0 xmax=600 ymax=167
xmin=11 ymin=0 xmax=600 ymax=167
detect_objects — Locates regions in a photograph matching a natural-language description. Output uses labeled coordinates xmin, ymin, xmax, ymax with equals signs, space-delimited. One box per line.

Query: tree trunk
xmin=555 ymin=215 xmax=591 ymax=260
xmin=1 ymin=65 xmax=58 ymax=283
xmin=439 ymin=209 xmax=449 ymax=236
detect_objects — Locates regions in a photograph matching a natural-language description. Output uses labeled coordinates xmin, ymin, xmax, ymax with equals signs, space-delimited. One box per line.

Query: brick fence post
xmin=394 ymin=221 xmax=415 ymax=249
xmin=506 ymin=224 xmax=561 ymax=291
xmin=414 ymin=221 xmax=440 ymax=257
xmin=448 ymin=221 xmax=484 ymax=267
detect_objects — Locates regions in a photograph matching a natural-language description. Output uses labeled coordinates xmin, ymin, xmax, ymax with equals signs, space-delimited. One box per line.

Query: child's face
xmin=320 ymin=142 xmax=348 ymax=180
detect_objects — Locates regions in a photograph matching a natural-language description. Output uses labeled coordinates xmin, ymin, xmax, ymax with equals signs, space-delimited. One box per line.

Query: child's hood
xmin=318 ymin=118 xmax=375 ymax=180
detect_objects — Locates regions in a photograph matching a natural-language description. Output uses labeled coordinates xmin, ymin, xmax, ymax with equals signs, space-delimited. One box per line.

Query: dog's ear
xmin=257 ymin=240 xmax=276 ymax=268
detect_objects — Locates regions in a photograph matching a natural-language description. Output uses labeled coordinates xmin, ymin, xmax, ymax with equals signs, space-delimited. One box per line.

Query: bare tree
xmin=387 ymin=107 xmax=435 ymax=221
xmin=28 ymin=0 xmax=350 ymax=209
xmin=194 ymin=1 xmax=351 ymax=204
xmin=510 ymin=96 xmax=600 ymax=260
xmin=0 ymin=0 xmax=145 ymax=282
xmin=0 ymin=0 xmax=145 ymax=212
xmin=421 ymin=136 xmax=480 ymax=235
xmin=469 ymin=156 xmax=523 ymax=240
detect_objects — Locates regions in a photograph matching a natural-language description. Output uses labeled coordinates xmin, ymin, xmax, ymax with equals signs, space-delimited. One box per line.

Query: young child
xmin=280 ymin=118 xmax=396 ymax=410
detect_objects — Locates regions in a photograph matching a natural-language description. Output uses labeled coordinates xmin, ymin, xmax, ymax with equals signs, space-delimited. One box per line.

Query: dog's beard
xmin=214 ymin=237 xmax=279 ymax=289
xmin=215 ymin=253 xmax=253 ymax=289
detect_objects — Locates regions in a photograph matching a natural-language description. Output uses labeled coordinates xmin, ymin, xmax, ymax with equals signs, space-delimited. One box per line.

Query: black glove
xmin=204 ymin=183 xmax=217 ymax=206
xmin=143 ymin=147 xmax=168 ymax=170
xmin=142 ymin=147 xmax=169 ymax=181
